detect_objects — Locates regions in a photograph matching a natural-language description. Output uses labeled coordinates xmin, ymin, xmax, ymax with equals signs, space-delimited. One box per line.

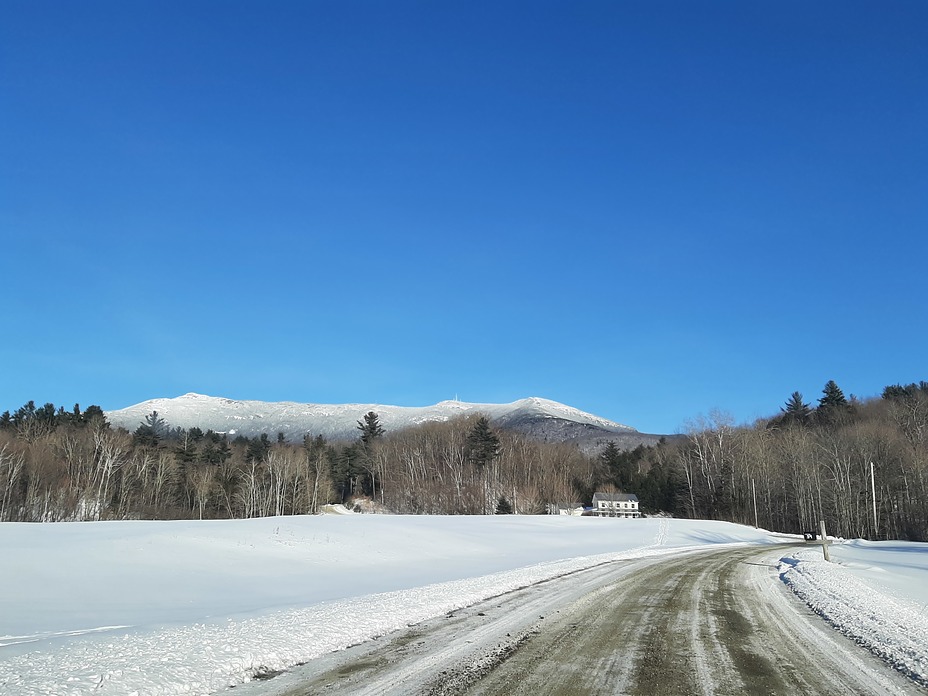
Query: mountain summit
xmin=105 ymin=393 xmax=660 ymax=450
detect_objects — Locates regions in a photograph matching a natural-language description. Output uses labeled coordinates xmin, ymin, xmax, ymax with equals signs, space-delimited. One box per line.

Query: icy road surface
xmin=239 ymin=544 xmax=922 ymax=696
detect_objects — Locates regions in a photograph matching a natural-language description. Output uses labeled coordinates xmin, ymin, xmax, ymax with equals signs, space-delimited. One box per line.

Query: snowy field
xmin=0 ymin=514 xmax=926 ymax=694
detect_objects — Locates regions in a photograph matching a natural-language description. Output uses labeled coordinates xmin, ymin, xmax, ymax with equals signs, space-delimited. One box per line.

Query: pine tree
xmin=466 ymin=416 xmax=501 ymax=514
xmin=600 ymin=441 xmax=637 ymax=490
xmin=134 ymin=411 xmax=166 ymax=448
xmin=495 ymin=495 xmax=513 ymax=514
xmin=246 ymin=433 xmax=271 ymax=463
xmin=355 ymin=412 xmax=385 ymax=500
xmin=466 ymin=416 xmax=500 ymax=468
xmin=816 ymin=380 xmax=850 ymax=425
xmin=818 ymin=380 xmax=848 ymax=409
xmin=216 ymin=440 xmax=232 ymax=464
xmin=331 ymin=443 xmax=369 ymax=500
xmin=781 ymin=391 xmax=812 ymax=425
xmin=35 ymin=403 xmax=57 ymax=427
xmin=882 ymin=382 xmax=928 ymax=402
xmin=600 ymin=441 xmax=620 ymax=470
xmin=357 ymin=411 xmax=385 ymax=446
xmin=12 ymin=401 xmax=36 ymax=425
xmin=82 ymin=405 xmax=107 ymax=428
xmin=882 ymin=384 xmax=908 ymax=401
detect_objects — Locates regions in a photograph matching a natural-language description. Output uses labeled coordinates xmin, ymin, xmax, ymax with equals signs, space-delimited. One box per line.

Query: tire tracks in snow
xmin=254 ymin=544 xmax=924 ymax=696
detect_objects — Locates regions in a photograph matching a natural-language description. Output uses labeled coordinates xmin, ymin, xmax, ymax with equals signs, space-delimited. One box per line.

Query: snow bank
xmin=779 ymin=543 xmax=928 ymax=686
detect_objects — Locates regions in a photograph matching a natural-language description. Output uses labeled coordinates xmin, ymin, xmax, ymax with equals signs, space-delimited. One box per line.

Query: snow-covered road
xmin=238 ymin=544 xmax=922 ymax=696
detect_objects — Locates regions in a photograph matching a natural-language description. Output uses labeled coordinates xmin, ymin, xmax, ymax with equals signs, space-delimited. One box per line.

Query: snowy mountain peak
xmin=105 ymin=394 xmax=638 ymax=444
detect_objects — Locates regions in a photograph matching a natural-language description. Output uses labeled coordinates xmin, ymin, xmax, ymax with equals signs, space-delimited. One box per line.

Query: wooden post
xmin=870 ymin=461 xmax=878 ymax=539
xmin=819 ymin=520 xmax=830 ymax=562
xmin=752 ymin=478 xmax=759 ymax=529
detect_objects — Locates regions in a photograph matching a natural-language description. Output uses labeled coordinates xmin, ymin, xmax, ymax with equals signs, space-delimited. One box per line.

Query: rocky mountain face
xmin=105 ymin=393 xmax=667 ymax=451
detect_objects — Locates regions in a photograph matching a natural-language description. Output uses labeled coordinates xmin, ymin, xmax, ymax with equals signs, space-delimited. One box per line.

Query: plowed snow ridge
xmin=780 ymin=549 xmax=928 ymax=686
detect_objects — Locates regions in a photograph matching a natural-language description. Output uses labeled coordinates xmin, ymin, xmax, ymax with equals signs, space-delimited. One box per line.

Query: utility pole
xmin=752 ymin=477 xmax=758 ymax=529
xmin=870 ymin=461 xmax=878 ymax=539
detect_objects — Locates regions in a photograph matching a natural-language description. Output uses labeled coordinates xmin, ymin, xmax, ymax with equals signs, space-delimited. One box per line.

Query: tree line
xmin=4 ymin=379 xmax=924 ymax=541
xmin=0 ymin=403 xmax=678 ymax=523
xmin=670 ymin=380 xmax=928 ymax=541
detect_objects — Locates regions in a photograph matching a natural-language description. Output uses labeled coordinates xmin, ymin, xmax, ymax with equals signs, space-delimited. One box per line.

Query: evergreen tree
xmin=12 ymin=400 xmax=36 ymax=425
xmin=246 ymin=433 xmax=271 ymax=463
xmin=204 ymin=429 xmax=222 ymax=443
xmin=495 ymin=495 xmax=513 ymax=514
xmin=198 ymin=436 xmax=231 ymax=464
xmin=600 ymin=441 xmax=621 ymax=470
xmin=355 ymin=412 xmax=385 ymax=500
xmin=330 ymin=443 xmax=369 ymax=500
xmin=12 ymin=400 xmax=55 ymax=439
xmin=466 ymin=416 xmax=501 ymax=514
xmin=636 ymin=459 xmax=681 ymax=515
xmin=818 ymin=380 xmax=848 ymax=409
xmin=781 ymin=391 xmax=812 ymax=425
xmin=599 ymin=441 xmax=642 ymax=491
xmin=54 ymin=403 xmax=81 ymax=427
xmin=882 ymin=382 xmax=928 ymax=401
xmin=174 ymin=429 xmax=197 ymax=465
xmin=206 ymin=438 xmax=230 ymax=465
xmin=134 ymin=411 xmax=166 ymax=448
xmin=303 ymin=433 xmax=327 ymax=459
xmin=35 ymin=402 xmax=57 ymax=426
xmin=199 ymin=440 xmax=218 ymax=464
xmin=816 ymin=380 xmax=850 ymax=424
xmin=357 ymin=411 xmax=385 ymax=446
xmin=882 ymin=384 xmax=908 ymax=401
xmin=465 ymin=416 xmax=500 ymax=468
xmin=82 ymin=405 xmax=107 ymax=428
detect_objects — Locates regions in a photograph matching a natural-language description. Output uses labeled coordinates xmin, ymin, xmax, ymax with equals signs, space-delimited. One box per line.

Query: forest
xmin=0 ymin=403 xmax=675 ymax=523
xmin=1 ymin=379 xmax=926 ymax=541
xmin=675 ymin=381 xmax=928 ymax=541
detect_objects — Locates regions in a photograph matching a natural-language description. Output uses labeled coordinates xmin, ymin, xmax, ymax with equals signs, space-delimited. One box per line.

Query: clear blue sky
xmin=2 ymin=1 xmax=926 ymax=434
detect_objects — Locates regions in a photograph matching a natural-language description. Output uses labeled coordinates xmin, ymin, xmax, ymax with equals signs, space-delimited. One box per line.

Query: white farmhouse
xmin=591 ymin=492 xmax=640 ymax=518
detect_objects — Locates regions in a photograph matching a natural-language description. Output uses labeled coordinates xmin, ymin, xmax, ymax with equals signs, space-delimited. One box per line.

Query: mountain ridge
xmin=105 ymin=393 xmax=665 ymax=451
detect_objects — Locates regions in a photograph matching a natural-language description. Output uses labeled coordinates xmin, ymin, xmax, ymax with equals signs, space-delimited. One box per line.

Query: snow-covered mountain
xmin=105 ymin=393 xmax=660 ymax=449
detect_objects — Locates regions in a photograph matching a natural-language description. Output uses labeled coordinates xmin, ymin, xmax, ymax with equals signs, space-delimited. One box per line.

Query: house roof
xmin=592 ymin=492 xmax=639 ymax=503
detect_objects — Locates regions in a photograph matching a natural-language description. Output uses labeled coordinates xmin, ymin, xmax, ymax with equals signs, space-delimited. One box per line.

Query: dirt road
xmin=246 ymin=545 xmax=922 ymax=695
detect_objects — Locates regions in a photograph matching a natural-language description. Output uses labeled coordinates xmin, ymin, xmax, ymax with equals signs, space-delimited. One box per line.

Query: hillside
xmin=105 ymin=393 xmax=666 ymax=450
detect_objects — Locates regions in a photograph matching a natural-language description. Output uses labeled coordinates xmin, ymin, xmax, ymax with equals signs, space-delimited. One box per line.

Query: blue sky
xmin=2 ymin=1 xmax=926 ymax=434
